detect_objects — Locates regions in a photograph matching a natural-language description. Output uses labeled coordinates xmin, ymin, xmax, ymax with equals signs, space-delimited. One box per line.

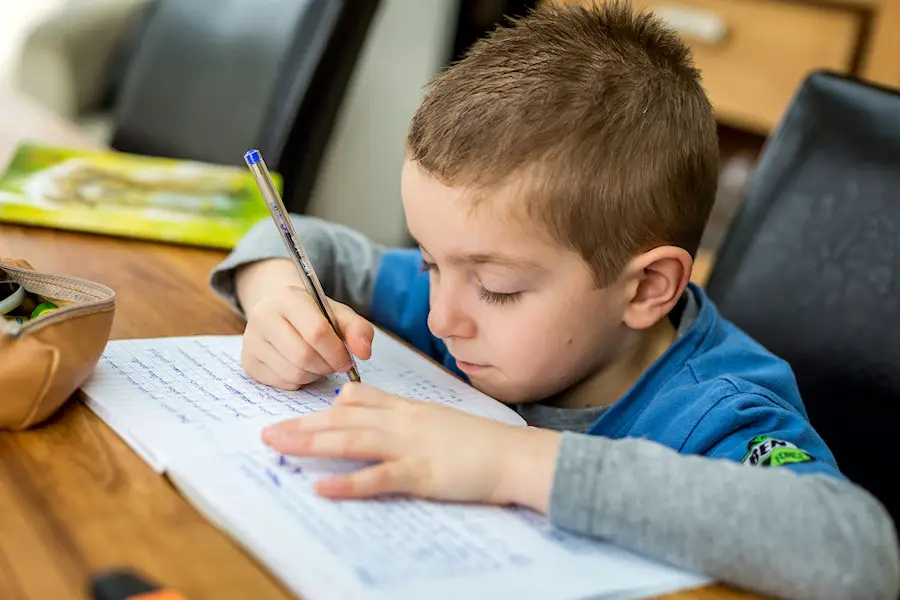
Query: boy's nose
xmin=427 ymin=284 xmax=475 ymax=340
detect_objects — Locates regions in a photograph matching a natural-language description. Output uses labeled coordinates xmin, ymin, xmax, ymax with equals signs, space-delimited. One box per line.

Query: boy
xmin=211 ymin=2 xmax=899 ymax=599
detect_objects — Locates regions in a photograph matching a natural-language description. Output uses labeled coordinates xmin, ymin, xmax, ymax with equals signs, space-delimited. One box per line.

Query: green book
xmin=0 ymin=143 xmax=277 ymax=249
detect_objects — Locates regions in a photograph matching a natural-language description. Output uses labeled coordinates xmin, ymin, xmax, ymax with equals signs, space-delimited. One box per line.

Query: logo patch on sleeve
xmin=741 ymin=435 xmax=815 ymax=467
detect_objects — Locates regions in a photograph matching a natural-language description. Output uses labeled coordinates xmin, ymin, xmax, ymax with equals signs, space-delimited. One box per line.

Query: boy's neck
xmin=551 ymin=316 xmax=678 ymax=410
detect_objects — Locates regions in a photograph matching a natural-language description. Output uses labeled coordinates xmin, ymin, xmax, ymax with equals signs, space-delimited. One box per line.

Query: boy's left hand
xmin=261 ymin=382 xmax=560 ymax=512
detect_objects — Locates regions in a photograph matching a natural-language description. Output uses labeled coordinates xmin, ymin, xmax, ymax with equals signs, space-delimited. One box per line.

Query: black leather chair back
xmin=705 ymin=71 xmax=900 ymax=522
xmin=110 ymin=0 xmax=380 ymax=213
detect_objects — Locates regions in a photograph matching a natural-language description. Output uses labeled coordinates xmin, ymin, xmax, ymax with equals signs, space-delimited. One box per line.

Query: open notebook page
xmin=167 ymin=452 xmax=710 ymax=600
xmin=80 ymin=329 xmax=524 ymax=472
xmin=81 ymin=330 xmax=709 ymax=599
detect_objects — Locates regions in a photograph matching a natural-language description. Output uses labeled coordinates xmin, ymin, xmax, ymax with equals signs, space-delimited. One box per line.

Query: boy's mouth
xmin=455 ymin=359 xmax=489 ymax=373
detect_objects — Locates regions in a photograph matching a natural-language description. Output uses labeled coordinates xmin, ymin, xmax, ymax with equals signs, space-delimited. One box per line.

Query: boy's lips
xmin=455 ymin=359 xmax=490 ymax=373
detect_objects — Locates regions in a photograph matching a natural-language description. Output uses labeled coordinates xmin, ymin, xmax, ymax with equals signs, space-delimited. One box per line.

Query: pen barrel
xmin=245 ymin=153 xmax=361 ymax=383
xmin=246 ymin=160 xmax=318 ymax=291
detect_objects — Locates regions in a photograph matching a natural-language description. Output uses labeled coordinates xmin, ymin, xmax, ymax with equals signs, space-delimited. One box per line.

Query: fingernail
xmin=362 ymin=337 xmax=372 ymax=350
xmin=338 ymin=359 xmax=352 ymax=373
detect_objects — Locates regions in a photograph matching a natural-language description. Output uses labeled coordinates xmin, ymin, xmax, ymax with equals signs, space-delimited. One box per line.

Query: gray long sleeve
xmin=209 ymin=214 xmax=386 ymax=317
xmin=549 ymin=432 xmax=900 ymax=600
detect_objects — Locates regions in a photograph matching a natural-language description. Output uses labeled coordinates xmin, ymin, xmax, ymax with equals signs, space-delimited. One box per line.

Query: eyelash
xmin=420 ymin=259 xmax=522 ymax=305
xmin=477 ymin=288 xmax=521 ymax=305
xmin=420 ymin=258 xmax=437 ymax=275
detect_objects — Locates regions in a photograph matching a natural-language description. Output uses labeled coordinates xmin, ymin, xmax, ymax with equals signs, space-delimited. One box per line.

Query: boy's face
xmin=401 ymin=160 xmax=632 ymax=404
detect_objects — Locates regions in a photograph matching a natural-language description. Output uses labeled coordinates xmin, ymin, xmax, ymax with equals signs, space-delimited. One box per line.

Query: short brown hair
xmin=406 ymin=0 xmax=718 ymax=285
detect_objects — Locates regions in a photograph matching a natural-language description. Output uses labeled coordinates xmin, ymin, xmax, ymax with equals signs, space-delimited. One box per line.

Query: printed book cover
xmin=0 ymin=143 xmax=278 ymax=249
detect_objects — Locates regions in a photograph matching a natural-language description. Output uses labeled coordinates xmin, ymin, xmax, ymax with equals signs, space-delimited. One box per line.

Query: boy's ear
xmin=621 ymin=246 xmax=693 ymax=331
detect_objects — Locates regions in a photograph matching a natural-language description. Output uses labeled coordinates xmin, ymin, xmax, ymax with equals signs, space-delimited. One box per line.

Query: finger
xmin=266 ymin=316 xmax=333 ymax=375
xmin=242 ymin=355 xmax=301 ymax=390
xmin=263 ymin=428 xmax=395 ymax=461
xmin=332 ymin=382 xmax=398 ymax=408
xmin=315 ymin=460 xmax=414 ymax=499
xmin=255 ymin=340 xmax=320 ymax=387
xmin=264 ymin=405 xmax=384 ymax=438
xmin=332 ymin=302 xmax=375 ymax=360
xmin=281 ymin=294 xmax=355 ymax=373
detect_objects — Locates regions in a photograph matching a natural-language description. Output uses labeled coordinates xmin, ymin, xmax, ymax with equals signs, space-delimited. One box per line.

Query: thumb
xmin=332 ymin=301 xmax=375 ymax=360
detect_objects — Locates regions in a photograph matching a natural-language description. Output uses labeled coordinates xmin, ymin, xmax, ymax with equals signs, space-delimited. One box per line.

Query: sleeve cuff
xmin=208 ymin=217 xmax=291 ymax=318
xmin=547 ymin=431 xmax=614 ymax=533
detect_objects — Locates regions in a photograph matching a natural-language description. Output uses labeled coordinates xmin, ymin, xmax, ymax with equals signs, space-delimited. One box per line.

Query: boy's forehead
xmin=401 ymin=160 xmax=560 ymax=264
xmin=402 ymin=159 xmax=536 ymax=229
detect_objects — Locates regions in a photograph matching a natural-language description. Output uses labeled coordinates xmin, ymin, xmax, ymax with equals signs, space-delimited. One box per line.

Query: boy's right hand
xmin=241 ymin=283 xmax=374 ymax=390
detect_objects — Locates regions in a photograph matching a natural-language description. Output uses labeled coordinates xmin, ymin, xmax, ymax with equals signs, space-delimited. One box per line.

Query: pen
xmin=243 ymin=149 xmax=361 ymax=383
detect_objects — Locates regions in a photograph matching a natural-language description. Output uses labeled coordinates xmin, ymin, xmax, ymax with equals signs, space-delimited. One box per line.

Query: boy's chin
xmin=467 ymin=375 xmax=544 ymax=405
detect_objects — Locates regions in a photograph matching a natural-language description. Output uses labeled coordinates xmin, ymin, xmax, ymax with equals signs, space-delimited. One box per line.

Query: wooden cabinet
xmin=547 ymin=0 xmax=900 ymax=134
xmin=628 ymin=0 xmax=861 ymax=133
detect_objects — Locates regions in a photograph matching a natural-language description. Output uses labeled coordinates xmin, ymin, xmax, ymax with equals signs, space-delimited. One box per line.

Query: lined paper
xmin=81 ymin=330 xmax=524 ymax=469
xmin=80 ymin=329 xmax=710 ymax=599
xmin=168 ymin=452 xmax=710 ymax=600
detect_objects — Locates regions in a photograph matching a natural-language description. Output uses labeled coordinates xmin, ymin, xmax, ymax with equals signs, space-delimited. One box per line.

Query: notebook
xmin=79 ymin=329 xmax=711 ymax=600
xmin=0 ymin=143 xmax=275 ymax=249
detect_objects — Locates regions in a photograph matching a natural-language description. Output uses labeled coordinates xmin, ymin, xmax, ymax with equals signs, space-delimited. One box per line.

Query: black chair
xmin=109 ymin=0 xmax=381 ymax=214
xmin=705 ymin=70 xmax=900 ymax=523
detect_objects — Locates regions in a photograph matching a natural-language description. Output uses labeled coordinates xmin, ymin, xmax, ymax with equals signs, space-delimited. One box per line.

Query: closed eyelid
xmin=475 ymin=272 xmax=529 ymax=297
xmin=477 ymin=285 xmax=522 ymax=305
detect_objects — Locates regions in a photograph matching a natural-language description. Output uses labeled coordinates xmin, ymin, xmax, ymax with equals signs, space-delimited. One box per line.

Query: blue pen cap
xmin=244 ymin=149 xmax=262 ymax=166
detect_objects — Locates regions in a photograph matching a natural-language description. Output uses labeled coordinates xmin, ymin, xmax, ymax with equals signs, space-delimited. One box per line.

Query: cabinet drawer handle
xmin=648 ymin=3 xmax=728 ymax=45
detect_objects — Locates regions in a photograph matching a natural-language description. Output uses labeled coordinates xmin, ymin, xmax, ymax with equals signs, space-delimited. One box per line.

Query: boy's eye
xmin=477 ymin=286 xmax=521 ymax=306
xmin=422 ymin=260 xmax=521 ymax=305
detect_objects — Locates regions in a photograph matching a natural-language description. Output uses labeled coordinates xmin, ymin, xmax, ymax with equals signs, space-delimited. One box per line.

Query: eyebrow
xmin=413 ymin=236 xmax=545 ymax=272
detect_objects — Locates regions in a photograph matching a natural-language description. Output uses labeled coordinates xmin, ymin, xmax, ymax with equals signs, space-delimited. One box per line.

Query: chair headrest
xmin=705 ymin=70 xmax=900 ymax=520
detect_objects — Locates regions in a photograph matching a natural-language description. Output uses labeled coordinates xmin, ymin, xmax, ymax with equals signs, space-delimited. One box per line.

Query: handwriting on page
xmin=91 ymin=337 xmax=476 ymax=423
xmin=167 ymin=451 xmax=708 ymax=600
xmin=251 ymin=465 xmax=527 ymax=586
xmin=81 ymin=334 xmax=524 ymax=463
xmin=84 ymin=335 xmax=709 ymax=599
xmin=189 ymin=453 xmax=607 ymax=589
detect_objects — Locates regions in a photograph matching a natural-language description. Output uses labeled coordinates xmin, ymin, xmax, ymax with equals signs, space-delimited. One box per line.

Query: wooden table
xmin=0 ymin=91 xmax=753 ymax=600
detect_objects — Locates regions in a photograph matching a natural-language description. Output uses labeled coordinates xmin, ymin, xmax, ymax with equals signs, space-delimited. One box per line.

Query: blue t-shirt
xmin=370 ymin=248 xmax=842 ymax=479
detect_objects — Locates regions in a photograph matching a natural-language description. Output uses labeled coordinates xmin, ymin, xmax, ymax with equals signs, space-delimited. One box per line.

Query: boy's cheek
xmin=471 ymin=304 xmax=602 ymax=398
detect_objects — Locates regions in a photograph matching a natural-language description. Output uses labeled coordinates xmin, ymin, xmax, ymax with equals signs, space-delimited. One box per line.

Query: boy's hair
xmin=406 ymin=0 xmax=719 ymax=285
